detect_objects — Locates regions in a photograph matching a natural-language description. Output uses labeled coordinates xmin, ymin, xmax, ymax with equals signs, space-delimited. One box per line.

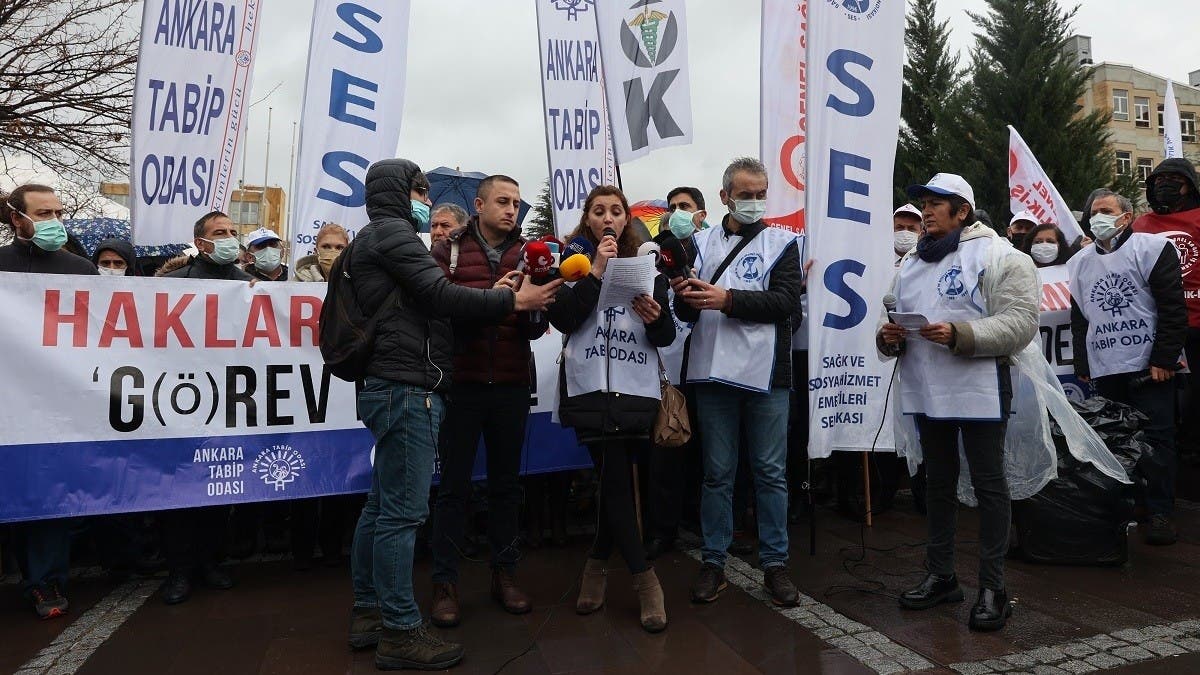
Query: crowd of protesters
xmin=2 ymin=154 xmax=1198 ymax=670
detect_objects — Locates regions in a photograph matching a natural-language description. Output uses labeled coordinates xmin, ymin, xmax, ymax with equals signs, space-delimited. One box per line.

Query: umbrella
xmin=629 ymin=199 xmax=669 ymax=238
xmin=65 ymin=218 xmax=189 ymax=259
xmin=425 ymin=166 xmax=532 ymax=228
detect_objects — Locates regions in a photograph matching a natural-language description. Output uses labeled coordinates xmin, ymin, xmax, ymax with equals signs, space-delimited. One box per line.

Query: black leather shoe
xmin=763 ymin=566 xmax=800 ymax=607
xmin=898 ymin=573 xmax=963 ymax=610
xmin=644 ymin=537 xmax=674 ymax=560
xmin=161 ymin=572 xmax=192 ymax=605
xmin=690 ymin=563 xmax=727 ymax=603
xmin=969 ymin=588 xmax=1012 ymax=631
xmin=201 ymin=565 xmax=234 ymax=590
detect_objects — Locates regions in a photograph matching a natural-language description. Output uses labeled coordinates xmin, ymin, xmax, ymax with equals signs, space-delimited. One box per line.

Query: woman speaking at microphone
xmin=877 ymin=173 xmax=1039 ymax=632
xmin=550 ymin=185 xmax=675 ymax=633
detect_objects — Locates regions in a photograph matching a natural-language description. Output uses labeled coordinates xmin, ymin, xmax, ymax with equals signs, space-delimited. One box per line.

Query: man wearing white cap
xmin=1008 ymin=209 xmax=1039 ymax=246
xmin=243 ymin=227 xmax=289 ymax=281
xmin=893 ymin=203 xmax=923 ymax=264
xmin=877 ymin=173 xmax=1039 ymax=632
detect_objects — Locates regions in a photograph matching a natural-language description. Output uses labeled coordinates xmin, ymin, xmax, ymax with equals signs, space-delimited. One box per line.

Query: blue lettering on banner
xmin=333 ymin=3 xmax=384 ymax=53
xmin=828 ymin=149 xmax=871 ymax=224
xmin=821 ymin=259 xmax=868 ymax=329
xmin=154 ymin=0 xmax=237 ymax=54
xmin=544 ymin=39 xmax=600 ymax=81
xmin=825 ymin=49 xmax=875 ymax=116
xmin=147 ymin=76 xmax=226 ymax=135
xmin=316 ymin=151 xmax=369 ymax=207
xmin=139 ymin=154 xmax=216 ymax=207
xmin=552 ymin=167 xmax=602 ymax=211
xmin=329 ymin=69 xmax=379 ymax=131
xmin=549 ymin=105 xmax=603 ymax=150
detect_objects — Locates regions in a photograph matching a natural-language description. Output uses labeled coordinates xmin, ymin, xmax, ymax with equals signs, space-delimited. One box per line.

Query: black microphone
xmin=602 ymin=227 xmax=617 ymax=240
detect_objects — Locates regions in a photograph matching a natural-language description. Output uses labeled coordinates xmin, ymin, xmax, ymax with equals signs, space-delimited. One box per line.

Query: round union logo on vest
xmin=735 ymin=253 xmax=764 ymax=282
xmin=251 ymin=444 xmax=307 ymax=491
xmin=1088 ymin=272 xmax=1138 ymax=317
xmin=937 ymin=266 xmax=967 ymax=298
xmin=1160 ymin=231 xmax=1200 ymax=276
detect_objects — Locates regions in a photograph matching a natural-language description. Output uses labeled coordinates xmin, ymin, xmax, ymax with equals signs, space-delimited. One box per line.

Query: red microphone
xmin=522 ymin=240 xmax=555 ymax=283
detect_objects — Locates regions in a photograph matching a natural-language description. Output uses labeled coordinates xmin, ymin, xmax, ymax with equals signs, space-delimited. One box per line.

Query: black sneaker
xmin=30 ymin=584 xmax=68 ymax=620
xmin=763 ymin=566 xmax=800 ymax=607
xmin=375 ymin=623 xmax=464 ymax=671
xmin=690 ymin=563 xmax=727 ymax=603
xmin=899 ymin=573 xmax=963 ymax=610
xmin=161 ymin=572 xmax=192 ymax=605
xmin=1146 ymin=515 xmax=1178 ymax=546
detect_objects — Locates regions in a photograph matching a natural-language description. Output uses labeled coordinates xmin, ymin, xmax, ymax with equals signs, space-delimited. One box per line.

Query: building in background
xmin=1065 ymin=35 xmax=1200 ymax=191
xmin=100 ymin=182 xmax=288 ymax=243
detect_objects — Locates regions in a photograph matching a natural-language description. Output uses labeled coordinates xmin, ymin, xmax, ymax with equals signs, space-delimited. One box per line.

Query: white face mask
xmin=1029 ymin=242 xmax=1059 ymax=264
xmin=893 ymin=229 xmax=919 ymax=253
xmin=1089 ymin=212 xmax=1127 ymax=242
xmin=97 ymin=266 xmax=126 ymax=276
xmin=729 ymin=199 xmax=767 ymax=225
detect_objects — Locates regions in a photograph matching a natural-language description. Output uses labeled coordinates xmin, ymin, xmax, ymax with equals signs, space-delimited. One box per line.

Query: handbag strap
xmin=706 ymin=226 xmax=762 ymax=285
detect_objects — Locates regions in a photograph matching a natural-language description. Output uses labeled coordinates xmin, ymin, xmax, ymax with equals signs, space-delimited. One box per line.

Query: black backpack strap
xmin=706 ymin=227 xmax=763 ymax=285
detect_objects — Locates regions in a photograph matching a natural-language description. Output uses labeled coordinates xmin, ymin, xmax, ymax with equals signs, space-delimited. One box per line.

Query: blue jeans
xmin=15 ymin=519 xmax=72 ymax=599
xmin=695 ymin=383 xmax=791 ymax=569
xmin=351 ymin=378 xmax=444 ymax=630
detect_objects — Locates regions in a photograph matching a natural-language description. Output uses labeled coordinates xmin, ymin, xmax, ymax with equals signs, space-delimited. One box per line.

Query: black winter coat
xmin=550 ymin=271 xmax=675 ymax=441
xmin=348 ymin=158 xmax=515 ymax=391
xmin=160 ymin=255 xmax=253 ymax=280
xmin=0 ymin=240 xmax=97 ymax=275
xmin=673 ymin=218 xmax=803 ymax=390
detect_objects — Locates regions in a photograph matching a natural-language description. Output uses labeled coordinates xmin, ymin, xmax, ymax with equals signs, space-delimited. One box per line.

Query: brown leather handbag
xmin=652 ymin=356 xmax=691 ymax=447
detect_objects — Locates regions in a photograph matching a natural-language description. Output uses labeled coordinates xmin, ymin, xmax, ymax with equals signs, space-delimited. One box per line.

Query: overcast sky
xmin=230 ymin=0 xmax=1197 ymax=215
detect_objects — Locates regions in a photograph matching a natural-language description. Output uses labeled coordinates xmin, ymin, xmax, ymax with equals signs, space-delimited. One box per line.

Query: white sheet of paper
xmin=889 ymin=312 xmax=930 ymax=333
xmin=597 ymin=256 xmax=656 ymax=310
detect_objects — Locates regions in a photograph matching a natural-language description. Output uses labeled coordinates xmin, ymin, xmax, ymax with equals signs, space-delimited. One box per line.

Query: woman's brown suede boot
xmin=632 ymin=568 xmax=667 ymax=633
xmin=576 ymin=558 xmax=607 ymax=614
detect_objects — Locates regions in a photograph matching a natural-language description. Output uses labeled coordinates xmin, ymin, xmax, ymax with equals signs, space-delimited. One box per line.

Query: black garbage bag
xmin=1012 ymin=396 xmax=1143 ymax=566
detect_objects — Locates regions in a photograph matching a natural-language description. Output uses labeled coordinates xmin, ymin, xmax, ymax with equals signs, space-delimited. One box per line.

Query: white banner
xmin=290 ymin=0 xmax=411 ymax=265
xmin=536 ymin=0 xmax=618 ymax=238
xmin=1164 ymin=80 xmax=1183 ymax=159
xmin=131 ymin=0 xmax=264 ymax=246
xmin=1008 ymin=125 xmax=1083 ymax=242
xmin=761 ymin=0 xmax=808 ymax=234
xmin=805 ymin=0 xmax=903 ymax=456
xmin=1035 ymin=264 xmax=1090 ymax=403
xmin=594 ymin=0 xmax=693 ymax=163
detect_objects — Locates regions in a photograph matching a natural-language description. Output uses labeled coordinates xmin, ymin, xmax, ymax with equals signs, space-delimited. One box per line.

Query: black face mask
xmin=1152 ymin=181 xmax=1187 ymax=213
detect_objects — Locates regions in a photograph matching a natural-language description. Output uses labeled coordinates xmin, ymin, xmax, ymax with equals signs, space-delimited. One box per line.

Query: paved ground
xmin=3 ymin=495 xmax=1200 ymax=674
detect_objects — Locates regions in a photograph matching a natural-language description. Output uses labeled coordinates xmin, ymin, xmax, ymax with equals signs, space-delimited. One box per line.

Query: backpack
xmin=318 ymin=239 xmax=399 ymax=382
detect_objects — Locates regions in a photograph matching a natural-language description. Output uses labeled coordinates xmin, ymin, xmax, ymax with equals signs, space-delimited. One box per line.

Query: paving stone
xmin=1003 ymin=652 xmax=1039 ymax=667
xmin=1083 ymin=652 xmax=1127 ymax=669
xmin=1140 ymin=625 xmax=1181 ymax=639
xmin=1081 ymin=635 xmax=1128 ymax=651
xmin=863 ymin=658 xmax=905 ymax=675
xmin=22 ymin=655 xmax=56 ymax=669
xmin=1173 ymin=636 xmax=1200 ymax=651
xmin=1056 ymin=661 xmax=1093 ymax=674
xmin=895 ymin=653 xmax=935 ymax=670
xmin=814 ymin=626 xmax=845 ymax=640
xmin=845 ymin=645 xmax=885 ymax=662
xmin=795 ymin=615 xmax=828 ymax=630
xmin=857 ymin=631 xmax=890 ymax=645
xmin=1110 ymin=645 xmax=1154 ymax=662
xmin=1060 ymin=643 xmax=1096 ymax=659
xmin=1032 ymin=666 xmax=1068 ymax=675
xmin=873 ymin=643 xmax=911 ymax=658
xmin=1028 ymin=647 xmax=1068 ymax=664
xmin=779 ymin=607 xmax=814 ymax=621
xmin=950 ymin=663 xmax=994 ymax=675
xmin=829 ymin=635 xmax=865 ymax=650
xmin=1109 ymin=628 xmax=1146 ymax=643
xmin=1144 ymin=640 xmax=1187 ymax=657
xmin=1171 ymin=620 xmax=1200 ymax=635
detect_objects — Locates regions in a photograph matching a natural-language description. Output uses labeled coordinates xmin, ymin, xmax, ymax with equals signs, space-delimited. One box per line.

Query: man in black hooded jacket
xmin=344 ymin=159 xmax=560 ymax=671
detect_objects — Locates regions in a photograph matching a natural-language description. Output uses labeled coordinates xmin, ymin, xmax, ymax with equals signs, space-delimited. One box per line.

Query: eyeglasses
xmin=413 ymin=187 xmax=429 ymax=196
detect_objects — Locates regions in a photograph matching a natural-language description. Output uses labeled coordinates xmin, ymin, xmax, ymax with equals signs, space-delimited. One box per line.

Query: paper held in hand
xmin=597 ymin=256 xmax=657 ymax=310
xmin=889 ymin=312 xmax=930 ymax=334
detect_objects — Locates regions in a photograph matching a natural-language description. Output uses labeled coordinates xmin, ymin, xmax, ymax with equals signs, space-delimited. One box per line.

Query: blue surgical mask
xmin=411 ymin=200 xmax=431 ymax=227
xmin=668 ymin=209 xmax=696 ymax=239
xmin=202 ymin=236 xmax=241 ymax=265
xmin=253 ymin=246 xmax=282 ymax=271
xmin=18 ymin=211 xmax=67 ymax=251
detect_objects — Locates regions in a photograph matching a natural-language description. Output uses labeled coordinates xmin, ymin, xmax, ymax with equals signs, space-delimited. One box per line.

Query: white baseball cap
xmin=893 ymin=203 xmax=923 ymax=220
xmin=1009 ymin=209 xmax=1038 ymax=227
xmin=906 ymin=173 xmax=976 ymax=210
xmin=244 ymin=227 xmax=282 ymax=248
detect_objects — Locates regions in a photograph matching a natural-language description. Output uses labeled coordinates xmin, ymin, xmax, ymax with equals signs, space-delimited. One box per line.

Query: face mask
xmin=893 ymin=229 xmax=918 ymax=254
xmin=18 ymin=211 xmax=67 ymax=252
xmin=1152 ymin=181 xmax=1186 ymax=212
xmin=1089 ymin=212 xmax=1126 ymax=242
xmin=729 ymin=199 xmax=767 ymax=225
xmin=317 ymin=248 xmax=340 ymax=277
xmin=668 ymin=208 xmax=696 ymax=238
xmin=411 ymin=200 xmax=431 ymax=227
xmin=253 ymin=246 xmax=282 ymax=271
xmin=1030 ymin=243 xmax=1059 ymax=264
xmin=202 ymin=236 xmax=241 ymax=265
xmin=97 ymin=266 xmax=126 ymax=277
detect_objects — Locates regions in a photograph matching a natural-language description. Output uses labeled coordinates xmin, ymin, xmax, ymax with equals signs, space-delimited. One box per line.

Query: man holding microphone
xmin=878 ymin=173 xmax=1038 ymax=632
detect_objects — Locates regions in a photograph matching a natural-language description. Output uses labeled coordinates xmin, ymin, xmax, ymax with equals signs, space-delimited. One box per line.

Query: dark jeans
xmin=162 ymin=506 xmax=228 ymax=574
xmin=1095 ymin=372 xmax=1177 ymax=516
xmin=431 ymin=383 xmax=529 ymax=583
xmin=15 ymin=519 xmax=71 ymax=597
xmin=915 ymin=416 xmax=1010 ymax=590
xmin=587 ymin=441 xmax=648 ymax=574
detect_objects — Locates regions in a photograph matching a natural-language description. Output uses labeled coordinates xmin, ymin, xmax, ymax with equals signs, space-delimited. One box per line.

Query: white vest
xmin=658 ymin=286 xmax=693 ymax=385
xmin=895 ymin=237 xmax=1002 ymax=421
xmin=564 ymin=303 xmax=661 ymax=400
xmin=686 ymin=225 xmax=799 ymax=392
xmin=1067 ymin=233 xmax=1166 ymax=378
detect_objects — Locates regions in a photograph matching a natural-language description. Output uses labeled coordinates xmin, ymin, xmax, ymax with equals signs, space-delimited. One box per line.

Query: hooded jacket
xmin=1134 ymin=159 xmax=1200 ymax=328
xmin=91 ymin=238 xmax=138 ymax=275
xmin=158 ymin=253 xmax=253 ymax=280
xmin=346 ymin=159 xmax=515 ymax=390
xmin=1145 ymin=158 xmax=1200 ymax=215
xmin=295 ymin=254 xmax=325 ymax=282
xmin=431 ymin=217 xmax=546 ymax=386
xmin=0 ymin=239 xmax=98 ymax=275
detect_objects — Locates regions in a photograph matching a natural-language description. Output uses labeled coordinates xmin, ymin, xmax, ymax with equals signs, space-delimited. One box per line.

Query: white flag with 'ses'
xmin=594 ymin=0 xmax=693 ymax=163
xmin=1164 ymin=80 xmax=1183 ymax=159
xmin=1007 ymin=125 xmax=1083 ymax=242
